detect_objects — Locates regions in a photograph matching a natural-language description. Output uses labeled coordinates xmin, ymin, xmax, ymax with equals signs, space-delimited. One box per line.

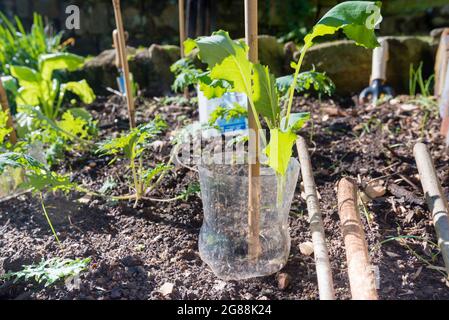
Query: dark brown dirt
xmin=1 ymin=94 xmax=449 ymax=300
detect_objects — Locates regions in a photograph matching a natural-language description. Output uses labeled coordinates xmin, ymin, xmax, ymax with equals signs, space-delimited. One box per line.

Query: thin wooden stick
xmin=337 ymin=177 xmax=378 ymax=300
xmin=439 ymin=61 xmax=449 ymax=141
xmin=0 ymin=78 xmax=17 ymax=144
xmin=112 ymin=0 xmax=136 ymax=129
xmin=245 ymin=0 xmax=261 ymax=261
xmin=178 ymin=0 xmax=189 ymax=98
xmin=113 ymin=29 xmax=122 ymax=69
xmin=435 ymin=28 xmax=449 ymax=99
xmin=296 ymin=136 xmax=335 ymax=300
xmin=413 ymin=143 xmax=449 ymax=276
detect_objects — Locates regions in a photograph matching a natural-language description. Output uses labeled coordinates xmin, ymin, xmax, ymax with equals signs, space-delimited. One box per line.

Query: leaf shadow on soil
xmin=1 ymin=194 xmax=118 ymax=239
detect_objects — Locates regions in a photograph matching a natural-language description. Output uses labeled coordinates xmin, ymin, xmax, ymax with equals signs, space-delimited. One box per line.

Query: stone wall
xmin=2 ymin=0 xmax=449 ymax=56
xmin=0 ymin=0 xmax=317 ymax=55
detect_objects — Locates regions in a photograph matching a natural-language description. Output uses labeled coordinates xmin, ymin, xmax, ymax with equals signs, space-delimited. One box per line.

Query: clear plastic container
xmin=198 ymin=158 xmax=300 ymax=280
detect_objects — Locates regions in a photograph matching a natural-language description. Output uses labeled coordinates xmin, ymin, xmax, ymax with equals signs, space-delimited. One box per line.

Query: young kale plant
xmin=0 ymin=152 xmax=79 ymax=243
xmin=2 ymin=257 xmax=91 ymax=287
xmin=186 ymin=1 xmax=383 ymax=176
xmin=97 ymin=117 xmax=171 ymax=207
xmin=276 ymin=69 xmax=335 ymax=100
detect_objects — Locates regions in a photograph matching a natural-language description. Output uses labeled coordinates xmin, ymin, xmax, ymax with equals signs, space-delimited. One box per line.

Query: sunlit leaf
xmin=303 ymin=1 xmax=382 ymax=49
xmin=253 ymin=63 xmax=279 ymax=128
xmin=39 ymin=53 xmax=85 ymax=81
xmin=264 ymin=129 xmax=297 ymax=176
xmin=61 ymin=80 xmax=96 ymax=104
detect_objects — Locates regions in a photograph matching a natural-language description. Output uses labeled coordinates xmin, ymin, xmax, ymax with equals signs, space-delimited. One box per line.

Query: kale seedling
xmin=0 ymin=152 xmax=79 ymax=243
xmin=97 ymin=117 xmax=171 ymax=207
xmin=2 ymin=257 xmax=91 ymax=287
xmin=186 ymin=1 xmax=383 ymax=176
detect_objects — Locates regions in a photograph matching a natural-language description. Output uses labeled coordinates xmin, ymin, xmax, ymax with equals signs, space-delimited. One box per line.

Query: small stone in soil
xmin=277 ymin=273 xmax=291 ymax=290
xmin=299 ymin=241 xmax=314 ymax=256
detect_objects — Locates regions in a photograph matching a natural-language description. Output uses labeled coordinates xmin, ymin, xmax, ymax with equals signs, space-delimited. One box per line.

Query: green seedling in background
xmin=97 ymin=117 xmax=171 ymax=207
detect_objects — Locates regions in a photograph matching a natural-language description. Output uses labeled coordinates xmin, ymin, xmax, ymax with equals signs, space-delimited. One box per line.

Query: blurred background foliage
xmin=0 ymin=0 xmax=448 ymax=55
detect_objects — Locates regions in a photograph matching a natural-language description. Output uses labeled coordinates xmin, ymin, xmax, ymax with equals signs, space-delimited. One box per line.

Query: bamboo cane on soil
xmin=245 ymin=0 xmax=261 ymax=261
xmin=0 ymin=78 xmax=17 ymax=144
xmin=296 ymin=136 xmax=335 ymax=300
xmin=413 ymin=143 xmax=449 ymax=277
xmin=337 ymin=177 xmax=378 ymax=300
xmin=112 ymin=0 xmax=136 ymax=129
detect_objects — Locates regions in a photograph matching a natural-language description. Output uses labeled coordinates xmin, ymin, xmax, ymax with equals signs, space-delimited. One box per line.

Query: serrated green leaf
xmin=2 ymin=257 xmax=91 ymax=287
xmin=0 ymin=109 xmax=12 ymax=144
xmin=57 ymin=110 xmax=90 ymax=140
xmin=198 ymin=75 xmax=230 ymax=99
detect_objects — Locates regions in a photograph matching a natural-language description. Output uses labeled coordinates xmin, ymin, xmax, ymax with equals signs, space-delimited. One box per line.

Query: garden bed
xmin=1 ymin=94 xmax=449 ymax=300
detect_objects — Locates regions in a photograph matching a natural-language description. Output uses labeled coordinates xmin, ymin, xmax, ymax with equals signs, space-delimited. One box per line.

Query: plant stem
xmin=39 ymin=192 xmax=61 ymax=245
xmin=130 ymin=158 xmax=140 ymax=207
xmin=149 ymin=144 xmax=178 ymax=192
xmin=284 ymin=43 xmax=311 ymax=131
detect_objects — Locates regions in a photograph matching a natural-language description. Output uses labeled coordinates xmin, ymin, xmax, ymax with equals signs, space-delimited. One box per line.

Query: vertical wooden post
xmin=439 ymin=62 xmax=449 ymax=141
xmin=113 ymin=29 xmax=122 ymax=69
xmin=112 ymin=0 xmax=136 ymax=129
xmin=179 ymin=0 xmax=189 ymax=98
xmin=0 ymin=79 xmax=17 ymax=145
xmin=245 ymin=0 xmax=261 ymax=261
xmin=435 ymin=28 xmax=449 ymax=99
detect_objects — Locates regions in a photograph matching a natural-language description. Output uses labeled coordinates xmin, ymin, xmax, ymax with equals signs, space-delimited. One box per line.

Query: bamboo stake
xmin=413 ymin=143 xmax=449 ymax=276
xmin=113 ymin=29 xmax=122 ymax=69
xmin=435 ymin=28 xmax=449 ymax=99
xmin=0 ymin=78 xmax=17 ymax=144
xmin=439 ymin=62 xmax=449 ymax=141
xmin=178 ymin=0 xmax=189 ymax=98
xmin=296 ymin=136 xmax=335 ymax=300
xmin=245 ymin=0 xmax=261 ymax=261
xmin=337 ymin=177 xmax=378 ymax=300
xmin=112 ymin=0 xmax=136 ymax=129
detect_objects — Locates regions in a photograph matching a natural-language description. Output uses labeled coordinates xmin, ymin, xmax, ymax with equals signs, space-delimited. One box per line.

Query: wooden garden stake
xmin=0 ymin=78 xmax=17 ymax=144
xmin=439 ymin=62 xmax=449 ymax=141
xmin=112 ymin=0 xmax=136 ymax=129
xmin=414 ymin=143 xmax=449 ymax=276
xmin=296 ymin=136 xmax=335 ymax=300
xmin=435 ymin=28 xmax=449 ymax=99
xmin=113 ymin=29 xmax=122 ymax=69
xmin=337 ymin=178 xmax=378 ymax=300
xmin=245 ymin=0 xmax=261 ymax=261
xmin=178 ymin=0 xmax=189 ymax=98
